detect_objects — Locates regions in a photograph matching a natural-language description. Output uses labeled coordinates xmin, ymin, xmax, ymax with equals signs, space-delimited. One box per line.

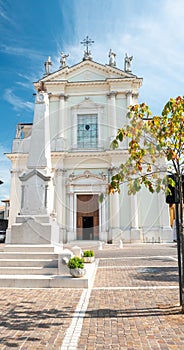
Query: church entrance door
xmin=77 ymin=194 xmax=99 ymax=240
xmin=83 ymin=216 xmax=93 ymax=240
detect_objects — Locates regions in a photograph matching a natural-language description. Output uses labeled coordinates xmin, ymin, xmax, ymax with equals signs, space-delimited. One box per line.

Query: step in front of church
xmin=0 ymin=245 xmax=96 ymax=288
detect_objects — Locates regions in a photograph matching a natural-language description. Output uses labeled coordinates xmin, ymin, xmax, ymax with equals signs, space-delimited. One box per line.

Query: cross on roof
xmin=80 ymin=36 xmax=94 ymax=54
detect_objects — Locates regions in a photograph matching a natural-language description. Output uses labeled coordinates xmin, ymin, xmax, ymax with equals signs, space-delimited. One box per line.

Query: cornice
xmin=68 ymin=170 xmax=107 ymax=182
xmin=51 ymin=149 xmax=128 ymax=159
xmin=6 ymin=153 xmax=28 ymax=160
xmin=34 ymin=59 xmax=142 ymax=86
xmin=42 ymin=76 xmax=142 ymax=87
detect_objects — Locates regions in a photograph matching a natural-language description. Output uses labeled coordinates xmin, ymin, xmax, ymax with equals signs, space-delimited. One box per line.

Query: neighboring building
xmin=0 ymin=199 xmax=10 ymax=220
xmin=0 ymin=200 xmax=9 ymax=242
xmin=6 ymin=40 xmax=172 ymax=244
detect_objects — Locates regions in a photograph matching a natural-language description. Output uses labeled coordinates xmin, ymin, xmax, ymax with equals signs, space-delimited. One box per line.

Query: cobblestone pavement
xmin=0 ymin=244 xmax=184 ymax=349
xmin=0 ymin=289 xmax=82 ymax=349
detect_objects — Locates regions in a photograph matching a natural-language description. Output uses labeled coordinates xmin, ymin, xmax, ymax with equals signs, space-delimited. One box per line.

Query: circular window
xmin=85 ymin=124 xmax=90 ymax=130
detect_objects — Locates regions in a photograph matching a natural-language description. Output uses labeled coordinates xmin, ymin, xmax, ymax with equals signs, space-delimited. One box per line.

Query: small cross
xmin=80 ymin=35 xmax=94 ymax=54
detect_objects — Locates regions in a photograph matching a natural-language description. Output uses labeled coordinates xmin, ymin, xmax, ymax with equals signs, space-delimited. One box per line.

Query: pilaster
xmin=55 ymin=168 xmax=67 ymax=242
xmin=107 ymin=91 xmax=117 ymax=141
xmin=130 ymin=194 xmax=142 ymax=242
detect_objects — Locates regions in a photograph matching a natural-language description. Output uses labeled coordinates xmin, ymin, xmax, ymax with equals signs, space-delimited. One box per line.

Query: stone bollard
xmin=98 ymin=241 xmax=103 ymax=250
xmin=118 ymin=240 xmax=123 ymax=248
xmin=58 ymin=249 xmax=74 ymax=275
xmin=71 ymin=246 xmax=82 ymax=258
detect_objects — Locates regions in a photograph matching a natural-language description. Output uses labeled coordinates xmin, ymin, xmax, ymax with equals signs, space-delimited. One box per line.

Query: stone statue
xmin=44 ymin=56 xmax=52 ymax=75
xmin=60 ymin=52 xmax=69 ymax=68
xmin=83 ymin=50 xmax=92 ymax=61
xmin=16 ymin=123 xmax=23 ymax=139
xmin=109 ymin=49 xmax=116 ymax=67
xmin=124 ymin=53 xmax=133 ymax=72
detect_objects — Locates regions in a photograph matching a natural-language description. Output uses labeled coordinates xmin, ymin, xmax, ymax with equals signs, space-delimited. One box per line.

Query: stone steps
xmin=3 ymin=244 xmax=56 ymax=252
xmin=0 ymin=244 xmax=96 ymax=288
xmin=0 ymin=259 xmax=57 ymax=267
xmin=0 ymin=252 xmax=58 ymax=259
xmin=0 ymin=274 xmax=89 ymax=288
xmin=0 ymin=267 xmax=58 ymax=275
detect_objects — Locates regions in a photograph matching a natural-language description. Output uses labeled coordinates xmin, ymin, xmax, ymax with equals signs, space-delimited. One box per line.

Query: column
xmin=58 ymin=94 xmax=65 ymax=137
xmin=6 ymin=169 xmax=21 ymax=243
xmin=130 ymin=194 xmax=141 ymax=242
xmin=55 ymin=168 xmax=66 ymax=242
xmin=126 ymin=90 xmax=133 ymax=107
xmin=8 ymin=169 xmax=21 ymax=227
xmin=57 ymin=94 xmax=66 ymax=150
xmin=109 ymin=192 xmax=120 ymax=241
xmin=99 ymin=197 xmax=108 ymax=241
xmin=107 ymin=91 xmax=117 ymax=142
xmin=125 ymin=90 xmax=133 ymax=150
xmin=68 ymin=190 xmax=75 ymax=242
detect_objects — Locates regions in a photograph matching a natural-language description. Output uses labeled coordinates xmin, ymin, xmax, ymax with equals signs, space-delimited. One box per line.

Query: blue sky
xmin=0 ymin=0 xmax=184 ymax=201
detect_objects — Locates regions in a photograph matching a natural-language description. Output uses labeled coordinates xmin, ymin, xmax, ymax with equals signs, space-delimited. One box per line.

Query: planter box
xmin=83 ymin=256 xmax=95 ymax=263
xmin=70 ymin=268 xmax=86 ymax=278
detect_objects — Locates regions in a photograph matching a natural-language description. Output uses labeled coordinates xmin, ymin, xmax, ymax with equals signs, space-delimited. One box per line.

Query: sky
xmin=0 ymin=0 xmax=184 ymax=202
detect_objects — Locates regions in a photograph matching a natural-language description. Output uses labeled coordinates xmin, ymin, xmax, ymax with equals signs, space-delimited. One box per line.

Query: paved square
xmin=0 ymin=243 xmax=184 ymax=349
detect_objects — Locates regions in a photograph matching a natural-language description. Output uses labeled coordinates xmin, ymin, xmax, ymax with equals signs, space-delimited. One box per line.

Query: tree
xmin=109 ymin=96 xmax=184 ymax=311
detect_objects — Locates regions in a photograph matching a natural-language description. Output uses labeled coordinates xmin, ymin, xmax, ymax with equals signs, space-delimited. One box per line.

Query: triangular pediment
xmin=71 ymin=97 xmax=103 ymax=111
xmin=39 ymin=60 xmax=137 ymax=84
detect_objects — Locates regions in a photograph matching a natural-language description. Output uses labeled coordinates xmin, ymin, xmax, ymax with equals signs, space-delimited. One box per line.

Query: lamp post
xmin=166 ymin=173 xmax=184 ymax=307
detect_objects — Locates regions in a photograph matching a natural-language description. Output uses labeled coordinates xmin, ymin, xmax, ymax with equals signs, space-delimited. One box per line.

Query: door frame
xmin=76 ymin=194 xmax=99 ymax=240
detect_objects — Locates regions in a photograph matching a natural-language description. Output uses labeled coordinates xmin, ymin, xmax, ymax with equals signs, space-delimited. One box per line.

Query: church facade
xmin=6 ymin=43 xmax=172 ymax=244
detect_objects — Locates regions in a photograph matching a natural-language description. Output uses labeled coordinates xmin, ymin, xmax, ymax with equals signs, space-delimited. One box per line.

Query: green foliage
xmin=83 ymin=250 xmax=95 ymax=257
xmin=108 ymin=96 xmax=184 ymax=196
xmin=67 ymin=257 xmax=84 ymax=269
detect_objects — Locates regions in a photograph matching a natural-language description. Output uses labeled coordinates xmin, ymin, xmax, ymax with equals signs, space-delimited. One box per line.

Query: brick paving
xmin=0 ymin=243 xmax=184 ymax=349
xmin=0 ymin=289 xmax=82 ymax=349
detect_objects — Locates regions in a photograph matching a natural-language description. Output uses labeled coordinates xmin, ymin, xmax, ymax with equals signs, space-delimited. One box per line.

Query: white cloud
xmin=0 ymin=44 xmax=44 ymax=61
xmin=0 ymin=0 xmax=15 ymax=25
xmin=3 ymin=89 xmax=34 ymax=112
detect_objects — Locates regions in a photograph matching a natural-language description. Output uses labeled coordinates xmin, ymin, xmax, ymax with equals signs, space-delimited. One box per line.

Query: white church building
xmin=6 ymin=38 xmax=172 ymax=245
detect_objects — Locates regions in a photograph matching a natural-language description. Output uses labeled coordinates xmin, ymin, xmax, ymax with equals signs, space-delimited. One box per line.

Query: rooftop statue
xmin=44 ymin=56 xmax=52 ymax=75
xmin=16 ymin=123 xmax=23 ymax=139
xmin=83 ymin=49 xmax=92 ymax=61
xmin=109 ymin=49 xmax=116 ymax=67
xmin=60 ymin=52 xmax=69 ymax=68
xmin=124 ymin=53 xmax=133 ymax=72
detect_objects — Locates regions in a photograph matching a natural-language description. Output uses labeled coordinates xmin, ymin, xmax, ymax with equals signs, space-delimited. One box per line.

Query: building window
xmin=77 ymin=114 xmax=98 ymax=149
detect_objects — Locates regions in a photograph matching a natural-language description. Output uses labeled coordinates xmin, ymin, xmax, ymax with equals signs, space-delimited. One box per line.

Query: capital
xmin=55 ymin=168 xmax=66 ymax=176
xmin=107 ymin=91 xmax=117 ymax=98
xmin=59 ymin=93 xmax=68 ymax=101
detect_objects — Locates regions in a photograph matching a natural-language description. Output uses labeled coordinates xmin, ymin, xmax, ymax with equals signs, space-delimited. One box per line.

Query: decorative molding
xmin=10 ymin=169 xmax=24 ymax=175
xmin=40 ymin=60 xmax=139 ymax=81
xmin=51 ymin=149 xmax=128 ymax=159
xmin=55 ymin=168 xmax=66 ymax=176
xmin=132 ymin=92 xmax=139 ymax=99
xmin=125 ymin=90 xmax=133 ymax=96
xmin=71 ymin=97 xmax=104 ymax=111
xmin=19 ymin=169 xmax=51 ymax=182
xmin=59 ymin=93 xmax=69 ymax=100
xmin=6 ymin=153 xmax=28 ymax=160
xmin=68 ymin=170 xmax=107 ymax=182
xmin=107 ymin=91 xmax=118 ymax=98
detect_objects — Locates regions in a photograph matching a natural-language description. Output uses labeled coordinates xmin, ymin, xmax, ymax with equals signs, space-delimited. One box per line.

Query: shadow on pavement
xmin=84 ymin=304 xmax=182 ymax=319
xmin=135 ymin=266 xmax=179 ymax=283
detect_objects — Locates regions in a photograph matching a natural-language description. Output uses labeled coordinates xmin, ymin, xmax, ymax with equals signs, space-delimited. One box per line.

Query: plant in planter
xmin=67 ymin=256 xmax=86 ymax=278
xmin=83 ymin=250 xmax=95 ymax=263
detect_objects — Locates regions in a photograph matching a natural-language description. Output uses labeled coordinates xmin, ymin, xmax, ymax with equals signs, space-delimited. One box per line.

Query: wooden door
xmin=77 ymin=194 xmax=99 ymax=240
